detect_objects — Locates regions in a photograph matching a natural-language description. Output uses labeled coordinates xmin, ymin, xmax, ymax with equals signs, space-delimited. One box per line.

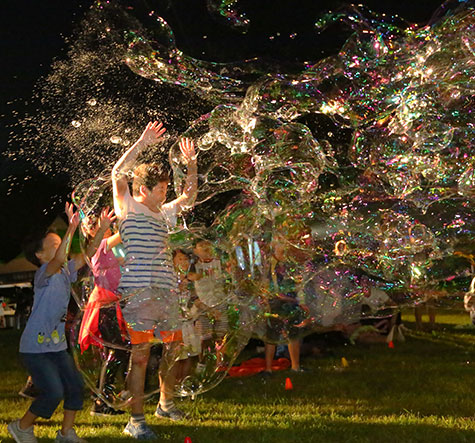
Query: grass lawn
xmin=1 ymin=309 xmax=475 ymax=442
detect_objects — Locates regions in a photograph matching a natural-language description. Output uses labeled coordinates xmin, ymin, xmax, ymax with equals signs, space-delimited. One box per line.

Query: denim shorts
xmin=20 ymin=351 xmax=84 ymax=418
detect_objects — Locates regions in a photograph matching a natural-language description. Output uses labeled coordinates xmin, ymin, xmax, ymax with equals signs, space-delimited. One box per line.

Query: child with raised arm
xmin=8 ymin=203 xmax=102 ymax=443
xmin=78 ymin=208 xmax=129 ymax=416
xmin=112 ymin=121 xmax=197 ymax=440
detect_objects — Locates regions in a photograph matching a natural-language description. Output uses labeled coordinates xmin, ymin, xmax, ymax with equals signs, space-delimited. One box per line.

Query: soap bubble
xmin=13 ymin=0 xmax=475 ymax=403
xmin=206 ymin=0 xmax=250 ymax=33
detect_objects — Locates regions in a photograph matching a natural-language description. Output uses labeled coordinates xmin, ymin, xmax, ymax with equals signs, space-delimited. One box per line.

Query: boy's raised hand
xmin=98 ymin=207 xmax=117 ymax=232
xmin=138 ymin=121 xmax=166 ymax=147
xmin=179 ymin=138 xmax=197 ymax=165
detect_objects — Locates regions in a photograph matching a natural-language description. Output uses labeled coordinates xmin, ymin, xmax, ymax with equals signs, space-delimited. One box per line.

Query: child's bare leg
xmin=288 ymin=339 xmax=301 ymax=371
xmin=96 ymin=349 xmax=112 ymax=398
xmin=264 ymin=343 xmax=276 ymax=372
xmin=128 ymin=343 xmax=151 ymax=415
xmin=19 ymin=410 xmax=37 ymax=430
xmin=61 ymin=410 xmax=77 ymax=435
xmin=414 ymin=304 xmax=424 ymax=330
xmin=159 ymin=342 xmax=179 ymax=403
xmin=177 ymin=357 xmax=195 ymax=381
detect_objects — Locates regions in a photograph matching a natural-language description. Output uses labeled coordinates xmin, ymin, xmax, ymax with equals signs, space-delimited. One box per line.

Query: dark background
xmin=0 ymin=0 xmax=447 ymax=261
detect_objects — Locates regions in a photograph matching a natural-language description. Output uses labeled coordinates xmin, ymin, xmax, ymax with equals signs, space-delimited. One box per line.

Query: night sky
xmin=0 ymin=0 xmax=445 ymax=262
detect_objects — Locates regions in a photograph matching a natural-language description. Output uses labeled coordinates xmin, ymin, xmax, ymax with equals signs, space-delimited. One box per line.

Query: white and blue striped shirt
xmin=115 ymin=191 xmax=177 ymax=290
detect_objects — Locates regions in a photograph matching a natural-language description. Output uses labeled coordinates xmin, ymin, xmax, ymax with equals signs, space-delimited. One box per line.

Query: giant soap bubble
xmin=10 ymin=0 xmax=475 ymax=404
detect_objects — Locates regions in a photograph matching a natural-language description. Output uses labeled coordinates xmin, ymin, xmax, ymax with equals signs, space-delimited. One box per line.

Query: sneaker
xmin=123 ymin=420 xmax=157 ymax=440
xmin=90 ymin=401 xmax=125 ymax=417
xmin=7 ymin=420 xmax=38 ymax=443
xmin=18 ymin=382 xmax=40 ymax=400
xmin=54 ymin=428 xmax=88 ymax=443
xmin=154 ymin=404 xmax=186 ymax=421
xmin=259 ymin=370 xmax=273 ymax=378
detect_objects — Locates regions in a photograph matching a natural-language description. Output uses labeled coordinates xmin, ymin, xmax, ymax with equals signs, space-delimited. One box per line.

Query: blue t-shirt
xmin=19 ymin=260 xmax=78 ymax=353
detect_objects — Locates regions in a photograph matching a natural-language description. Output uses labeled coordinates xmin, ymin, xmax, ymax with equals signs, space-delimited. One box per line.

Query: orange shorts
xmin=127 ymin=326 xmax=183 ymax=345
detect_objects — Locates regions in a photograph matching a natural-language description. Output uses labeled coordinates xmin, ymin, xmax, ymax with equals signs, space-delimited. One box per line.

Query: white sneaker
xmin=7 ymin=420 xmax=38 ymax=443
xmin=54 ymin=428 xmax=88 ymax=443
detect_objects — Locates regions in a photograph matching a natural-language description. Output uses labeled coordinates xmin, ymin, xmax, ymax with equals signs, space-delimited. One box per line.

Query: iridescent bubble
xmin=15 ymin=0 xmax=475 ymax=404
xmin=206 ymin=0 xmax=251 ymax=33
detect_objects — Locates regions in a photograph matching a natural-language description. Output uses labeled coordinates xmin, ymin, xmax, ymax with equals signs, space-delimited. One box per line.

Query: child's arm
xmin=193 ymin=298 xmax=209 ymax=312
xmin=187 ymin=271 xmax=202 ymax=281
xmin=165 ymin=138 xmax=198 ymax=215
xmin=106 ymin=232 xmax=121 ymax=251
xmin=112 ymin=121 xmax=166 ymax=209
xmin=78 ymin=208 xmax=117 ymax=270
xmin=295 ymin=303 xmax=312 ymax=328
xmin=45 ymin=203 xmax=79 ymax=277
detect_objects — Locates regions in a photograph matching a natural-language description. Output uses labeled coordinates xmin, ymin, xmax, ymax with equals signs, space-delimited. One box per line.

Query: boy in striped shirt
xmin=112 ymin=121 xmax=197 ymax=440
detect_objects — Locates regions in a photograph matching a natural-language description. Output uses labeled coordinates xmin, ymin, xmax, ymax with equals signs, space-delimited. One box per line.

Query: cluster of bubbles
xmin=11 ymin=0 xmax=475 ymax=403
xmin=123 ymin=11 xmax=264 ymax=103
xmin=206 ymin=0 xmax=250 ymax=33
xmin=123 ymin=0 xmax=475 ymax=289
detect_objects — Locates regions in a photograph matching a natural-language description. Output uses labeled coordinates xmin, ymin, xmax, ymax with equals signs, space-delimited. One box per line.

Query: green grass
xmin=1 ymin=310 xmax=475 ymax=442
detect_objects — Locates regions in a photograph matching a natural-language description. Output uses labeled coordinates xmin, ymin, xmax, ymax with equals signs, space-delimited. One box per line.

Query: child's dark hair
xmin=172 ymin=248 xmax=189 ymax=258
xmin=132 ymin=163 xmax=169 ymax=196
xmin=22 ymin=229 xmax=57 ymax=267
xmin=192 ymin=236 xmax=215 ymax=248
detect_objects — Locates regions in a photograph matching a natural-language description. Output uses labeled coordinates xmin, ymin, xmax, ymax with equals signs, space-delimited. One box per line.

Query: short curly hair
xmin=132 ymin=163 xmax=169 ymax=197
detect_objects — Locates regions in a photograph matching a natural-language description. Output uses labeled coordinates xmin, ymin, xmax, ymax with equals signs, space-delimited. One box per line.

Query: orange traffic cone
xmin=388 ymin=341 xmax=394 ymax=349
xmin=185 ymin=437 xmax=192 ymax=443
xmin=341 ymin=357 xmax=349 ymax=368
xmin=285 ymin=377 xmax=293 ymax=390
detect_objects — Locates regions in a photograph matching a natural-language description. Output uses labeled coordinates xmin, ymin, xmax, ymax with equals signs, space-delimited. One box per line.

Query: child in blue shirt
xmin=8 ymin=203 xmax=111 ymax=443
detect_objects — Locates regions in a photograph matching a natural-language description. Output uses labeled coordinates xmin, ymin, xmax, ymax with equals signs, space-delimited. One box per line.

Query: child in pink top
xmin=78 ymin=208 xmax=129 ymax=416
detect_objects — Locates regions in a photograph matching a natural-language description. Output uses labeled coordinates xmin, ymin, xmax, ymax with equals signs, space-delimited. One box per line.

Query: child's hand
xmin=187 ymin=271 xmax=200 ymax=281
xmin=68 ymin=211 xmax=80 ymax=230
xmin=98 ymin=207 xmax=117 ymax=232
xmin=65 ymin=202 xmax=74 ymax=222
xmin=65 ymin=202 xmax=80 ymax=228
xmin=138 ymin=121 xmax=166 ymax=146
xmin=179 ymin=138 xmax=196 ymax=165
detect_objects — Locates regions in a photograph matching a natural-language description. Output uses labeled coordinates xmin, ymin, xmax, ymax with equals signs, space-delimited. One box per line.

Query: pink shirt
xmin=91 ymin=238 xmax=121 ymax=292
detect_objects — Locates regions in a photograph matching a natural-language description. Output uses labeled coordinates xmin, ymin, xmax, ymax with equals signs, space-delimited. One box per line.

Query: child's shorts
xmin=266 ymin=299 xmax=307 ymax=342
xmin=120 ymin=287 xmax=181 ymax=332
xmin=21 ymin=351 xmax=84 ymax=418
xmin=196 ymin=304 xmax=229 ymax=340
